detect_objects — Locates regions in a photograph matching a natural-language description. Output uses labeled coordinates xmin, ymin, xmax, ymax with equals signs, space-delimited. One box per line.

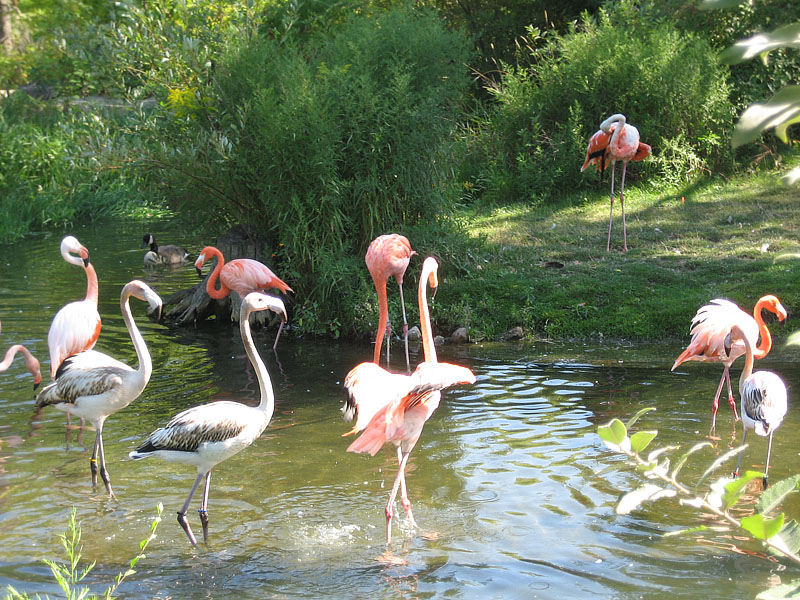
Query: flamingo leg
xmin=199 ymin=471 xmax=211 ymax=542
xmin=178 ymin=472 xmax=205 ymax=548
xmin=385 ymin=320 xmax=391 ymax=366
xmin=724 ymin=369 xmax=740 ymax=421
xmin=272 ymin=318 xmax=286 ymax=351
xmin=708 ymin=369 xmax=727 ymax=436
xmin=89 ymin=430 xmax=100 ymax=486
xmin=607 ymin=162 xmax=616 ymax=252
xmin=763 ymin=431 xmax=775 ymax=488
xmin=619 ymin=161 xmax=628 ymax=252
xmin=385 ymin=450 xmax=412 ymax=545
xmin=95 ymin=427 xmax=115 ymax=497
xmin=398 ymin=280 xmax=410 ymax=373
xmin=396 ymin=446 xmax=418 ymax=529
xmin=734 ymin=428 xmax=748 ymax=478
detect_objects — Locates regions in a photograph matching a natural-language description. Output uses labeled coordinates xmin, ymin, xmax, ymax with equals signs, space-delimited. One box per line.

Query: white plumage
xmin=36 ymin=280 xmax=162 ymax=496
xmin=130 ymin=292 xmax=286 ymax=547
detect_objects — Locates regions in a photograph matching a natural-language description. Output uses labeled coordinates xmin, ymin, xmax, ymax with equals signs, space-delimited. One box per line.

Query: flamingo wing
xmin=342 ymin=361 xmax=406 ymax=436
xmin=742 ymin=372 xmax=787 ymax=436
xmin=35 ymin=350 xmax=129 ymax=407
xmin=365 ymin=234 xmax=415 ymax=282
xmin=222 ymin=259 xmax=293 ymax=296
xmin=47 ymin=300 xmax=102 ymax=378
xmin=581 ymin=129 xmax=612 ymax=173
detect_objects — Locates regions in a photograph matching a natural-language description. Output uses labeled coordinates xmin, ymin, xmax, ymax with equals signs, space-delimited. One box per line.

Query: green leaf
xmin=756 ymin=578 xmax=800 ymax=599
xmin=770 ymin=520 xmax=800 ymax=558
xmin=626 ymin=407 xmax=656 ymax=429
xmin=741 ymin=513 xmax=785 ymax=540
xmin=671 ymin=441 xmax=713 ymax=480
xmin=732 ymin=86 xmax=800 ymax=147
xmin=720 ymin=23 xmax=800 ymax=64
xmin=699 ymin=0 xmax=751 ymax=9
xmin=616 ymin=483 xmax=677 ymax=515
xmin=722 ymin=471 xmax=765 ymax=510
xmin=630 ymin=431 xmax=658 ymax=454
xmin=695 ymin=444 xmax=747 ymax=490
xmin=598 ymin=418 xmax=629 ymax=452
xmin=757 ymin=475 xmax=800 ymax=515
xmin=663 ymin=525 xmax=710 ymax=537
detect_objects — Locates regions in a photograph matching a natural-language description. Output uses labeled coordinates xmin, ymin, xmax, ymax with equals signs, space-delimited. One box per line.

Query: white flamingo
xmin=726 ymin=324 xmax=788 ymax=488
xmin=36 ymin=280 xmax=162 ymax=496
xmin=129 ymin=293 xmax=287 ymax=547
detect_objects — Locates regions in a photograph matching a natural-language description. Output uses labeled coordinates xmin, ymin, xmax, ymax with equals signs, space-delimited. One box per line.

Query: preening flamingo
xmin=725 ymin=324 xmax=787 ymax=488
xmin=195 ymin=246 xmax=293 ymax=350
xmin=581 ymin=114 xmax=651 ymax=252
xmin=365 ymin=234 xmax=416 ymax=371
xmin=142 ymin=233 xmax=189 ymax=266
xmin=130 ymin=293 xmax=286 ymax=547
xmin=35 ymin=280 xmax=162 ymax=496
xmin=343 ymin=257 xmax=475 ymax=544
xmin=0 ymin=345 xmax=42 ymax=389
xmin=48 ymin=236 xmax=102 ymax=380
xmin=672 ymin=296 xmax=786 ymax=435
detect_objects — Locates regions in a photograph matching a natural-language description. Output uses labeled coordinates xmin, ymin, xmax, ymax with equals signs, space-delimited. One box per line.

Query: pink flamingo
xmin=195 ymin=246 xmax=293 ymax=350
xmin=365 ymin=234 xmax=416 ymax=371
xmin=342 ymin=257 xmax=475 ymax=544
xmin=581 ymin=114 xmax=651 ymax=252
xmin=0 ymin=345 xmax=42 ymax=389
xmin=672 ymin=295 xmax=787 ymax=436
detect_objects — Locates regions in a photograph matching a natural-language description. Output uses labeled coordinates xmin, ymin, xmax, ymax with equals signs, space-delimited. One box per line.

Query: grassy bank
xmin=432 ymin=157 xmax=800 ymax=343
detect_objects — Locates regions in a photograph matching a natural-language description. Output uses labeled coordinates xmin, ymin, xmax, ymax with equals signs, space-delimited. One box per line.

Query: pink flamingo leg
xmin=607 ymin=162 xmax=616 ymax=252
xmin=385 ymin=321 xmax=391 ymax=365
xmin=272 ymin=318 xmax=286 ymax=351
xmin=396 ymin=446 xmax=418 ymax=528
xmin=724 ymin=369 xmax=740 ymax=421
xmin=385 ymin=450 xmax=412 ymax=545
xmin=620 ymin=161 xmax=628 ymax=252
xmin=708 ymin=368 xmax=728 ymax=436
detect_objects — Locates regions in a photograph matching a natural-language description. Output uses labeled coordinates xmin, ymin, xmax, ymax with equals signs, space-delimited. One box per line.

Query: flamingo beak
xmin=723 ymin=332 xmax=732 ymax=357
xmin=196 ymin=267 xmax=203 ymax=278
xmin=33 ymin=379 xmax=41 ymax=391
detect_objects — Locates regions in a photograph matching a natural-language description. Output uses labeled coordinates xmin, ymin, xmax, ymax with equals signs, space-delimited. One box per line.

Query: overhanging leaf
xmin=695 ymin=444 xmax=747 ymax=490
xmin=757 ymin=475 xmax=800 ymax=515
xmin=664 ymin=525 xmax=710 ymax=537
xmin=770 ymin=520 xmax=800 ymax=558
xmin=756 ymin=579 xmax=800 ymax=599
xmin=626 ymin=407 xmax=656 ymax=429
xmin=732 ymin=86 xmax=800 ymax=147
xmin=630 ymin=431 xmax=658 ymax=454
xmin=700 ymin=0 xmax=752 ymax=9
xmin=788 ymin=331 xmax=800 ymax=347
xmin=720 ymin=23 xmax=800 ymax=64
xmin=599 ymin=418 xmax=629 ymax=452
xmin=741 ymin=513 xmax=785 ymax=540
xmin=671 ymin=441 xmax=713 ymax=480
xmin=781 ymin=167 xmax=800 ymax=186
xmin=616 ymin=484 xmax=677 ymax=515
xmin=648 ymin=445 xmax=679 ymax=462
xmin=722 ymin=471 xmax=765 ymax=510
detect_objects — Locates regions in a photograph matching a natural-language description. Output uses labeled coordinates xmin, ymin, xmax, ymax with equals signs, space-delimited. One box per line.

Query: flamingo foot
xmin=401 ymin=498 xmax=418 ymax=530
xmin=178 ymin=511 xmax=199 ymax=548
xmin=199 ymin=509 xmax=210 ymax=542
xmin=727 ymin=395 xmax=740 ymax=422
xmin=375 ymin=551 xmax=408 ymax=566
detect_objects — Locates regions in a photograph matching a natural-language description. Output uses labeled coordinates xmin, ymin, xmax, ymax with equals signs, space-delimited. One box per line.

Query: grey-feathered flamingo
xmin=35 ymin=280 xmax=162 ymax=496
xmin=129 ymin=293 xmax=286 ymax=547
xmin=726 ymin=324 xmax=788 ymax=488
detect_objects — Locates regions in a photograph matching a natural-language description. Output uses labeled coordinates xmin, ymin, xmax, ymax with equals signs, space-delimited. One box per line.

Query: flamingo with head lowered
xmin=0 ymin=345 xmax=42 ymax=389
xmin=342 ymin=257 xmax=475 ymax=545
xmin=35 ymin=280 xmax=162 ymax=497
xmin=581 ymin=114 xmax=651 ymax=252
xmin=672 ymin=295 xmax=787 ymax=437
xmin=195 ymin=246 xmax=293 ymax=350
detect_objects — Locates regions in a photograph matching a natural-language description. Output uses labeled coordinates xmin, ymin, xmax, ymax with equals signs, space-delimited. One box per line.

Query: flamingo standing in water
xmin=581 ymin=114 xmax=651 ymax=252
xmin=35 ymin=280 xmax=162 ymax=496
xmin=0 ymin=345 xmax=42 ymax=389
xmin=672 ymin=295 xmax=787 ymax=436
xmin=130 ymin=293 xmax=286 ymax=547
xmin=48 ymin=236 xmax=102 ymax=380
xmin=343 ymin=257 xmax=475 ymax=544
xmin=725 ymin=324 xmax=787 ymax=488
xmin=366 ymin=234 xmax=416 ymax=371
xmin=195 ymin=246 xmax=293 ymax=350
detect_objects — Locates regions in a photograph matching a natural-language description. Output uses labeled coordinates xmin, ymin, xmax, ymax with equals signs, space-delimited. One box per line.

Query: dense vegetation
xmin=1 ymin=0 xmax=798 ymax=340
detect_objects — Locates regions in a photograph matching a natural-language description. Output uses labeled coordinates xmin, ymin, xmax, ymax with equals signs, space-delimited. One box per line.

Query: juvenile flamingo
xmin=35 ymin=281 xmax=162 ymax=496
xmin=141 ymin=233 xmax=189 ymax=266
xmin=672 ymin=296 xmax=786 ymax=435
xmin=48 ymin=236 xmax=102 ymax=380
xmin=343 ymin=257 xmax=475 ymax=544
xmin=366 ymin=234 xmax=416 ymax=371
xmin=726 ymin=324 xmax=787 ymax=488
xmin=195 ymin=246 xmax=292 ymax=350
xmin=130 ymin=293 xmax=286 ymax=547
xmin=581 ymin=114 xmax=651 ymax=252
xmin=0 ymin=345 xmax=42 ymax=389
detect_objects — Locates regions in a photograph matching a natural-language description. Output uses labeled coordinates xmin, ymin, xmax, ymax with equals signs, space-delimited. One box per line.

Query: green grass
xmin=438 ymin=157 xmax=800 ymax=342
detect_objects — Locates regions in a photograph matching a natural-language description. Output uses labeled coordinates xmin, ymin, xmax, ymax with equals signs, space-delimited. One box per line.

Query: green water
xmin=0 ymin=220 xmax=798 ymax=599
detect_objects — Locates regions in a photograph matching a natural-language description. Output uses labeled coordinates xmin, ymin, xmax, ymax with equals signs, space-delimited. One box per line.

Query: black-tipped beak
xmin=723 ymin=333 xmax=732 ymax=358
xmin=33 ymin=381 xmax=41 ymax=391
xmin=196 ymin=267 xmax=203 ymax=279
xmin=83 ymin=258 xmax=90 ymax=267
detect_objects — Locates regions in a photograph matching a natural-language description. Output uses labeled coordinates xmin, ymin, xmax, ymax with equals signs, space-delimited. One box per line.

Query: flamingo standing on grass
xmin=726 ymin=324 xmax=787 ymax=488
xmin=342 ymin=257 xmax=475 ymax=545
xmin=581 ymin=114 xmax=651 ymax=252
xmin=35 ymin=281 xmax=162 ymax=496
xmin=195 ymin=246 xmax=293 ymax=350
xmin=0 ymin=345 xmax=42 ymax=389
xmin=130 ymin=293 xmax=286 ymax=547
xmin=672 ymin=295 xmax=787 ymax=436
xmin=366 ymin=234 xmax=416 ymax=371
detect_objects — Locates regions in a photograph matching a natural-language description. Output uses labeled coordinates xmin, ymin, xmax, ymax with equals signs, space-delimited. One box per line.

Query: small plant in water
xmin=3 ymin=504 xmax=163 ymax=600
xmin=599 ymin=408 xmax=800 ymax=599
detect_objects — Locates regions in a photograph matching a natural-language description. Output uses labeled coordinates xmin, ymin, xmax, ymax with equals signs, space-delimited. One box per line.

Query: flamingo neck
xmin=737 ymin=328 xmax=754 ymax=396
xmin=0 ymin=345 xmax=32 ymax=372
xmin=84 ymin=262 xmax=99 ymax=306
xmin=603 ymin=114 xmax=626 ymax=152
xmin=121 ymin=290 xmax=152 ymax=386
xmin=752 ymin=299 xmax=773 ymax=358
xmin=204 ymin=248 xmax=230 ymax=300
xmin=418 ymin=263 xmax=437 ymax=363
xmin=61 ymin=247 xmax=85 ymax=268
xmin=373 ymin=278 xmax=389 ymax=364
xmin=240 ymin=307 xmax=275 ymax=421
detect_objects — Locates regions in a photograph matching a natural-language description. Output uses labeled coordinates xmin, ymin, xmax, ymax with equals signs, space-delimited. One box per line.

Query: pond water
xmin=0 ymin=220 xmax=798 ymax=599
